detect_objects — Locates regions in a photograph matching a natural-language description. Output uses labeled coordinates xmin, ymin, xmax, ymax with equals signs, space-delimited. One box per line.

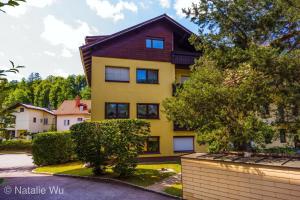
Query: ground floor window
xmin=144 ymin=136 xmax=160 ymax=153
xmin=173 ymin=137 xmax=194 ymax=153
xmin=105 ymin=102 xmax=129 ymax=119
xmin=64 ymin=120 xmax=70 ymax=126
xmin=279 ymin=129 xmax=286 ymax=143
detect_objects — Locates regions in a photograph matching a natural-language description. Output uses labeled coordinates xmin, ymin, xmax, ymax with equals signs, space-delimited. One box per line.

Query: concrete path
xmin=147 ymin=173 xmax=181 ymax=192
xmin=0 ymin=154 xmax=175 ymax=200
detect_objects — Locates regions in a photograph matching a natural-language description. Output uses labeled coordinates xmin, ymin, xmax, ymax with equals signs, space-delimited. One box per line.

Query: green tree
xmin=0 ymin=0 xmax=25 ymax=12
xmin=163 ymin=0 xmax=300 ymax=152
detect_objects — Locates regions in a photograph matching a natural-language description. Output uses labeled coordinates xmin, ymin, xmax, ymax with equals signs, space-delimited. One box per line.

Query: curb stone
xmin=32 ymin=170 xmax=181 ymax=199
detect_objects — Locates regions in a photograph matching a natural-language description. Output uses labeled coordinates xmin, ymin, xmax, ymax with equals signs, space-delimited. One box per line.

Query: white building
xmin=55 ymin=97 xmax=91 ymax=131
xmin=6 ymin=103 xmax=56 ymax=138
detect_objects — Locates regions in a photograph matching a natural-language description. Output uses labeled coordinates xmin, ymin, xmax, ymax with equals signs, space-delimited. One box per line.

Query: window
xmin=261 ymin=103 xmax=270 ymax=116
xmin=136 ymin=69 xmax=158 ymax=84
xmin=144 ymin=137 xmax=160 ymax=153
xmin=20 ymin=108 xmax=24 ymax=112
xmin=44 ymin=118 xmax=48 ymax=125
xmin=33 ymin=117 xmax=36 ymax=123
xmin=173 ymin=137 xmax=194 ymax=152
xmin=105 ymin=66 xmax=129 ymax=82
xmin=145 ymin=38 xmax=164 ymax=49
xmin=105 ymin=103 xmax=129 ymax=119
xmin=79 ymin=106 xmax=84 ymax=112
xmin=64 ymin=120 xmax=70 ymax=126
xmin=137 ymin=104 xmax=159 ymax=119
xmin=292 ymin=103 xmax=298 ymax=116
xmin=180 ymin=76 xmax=190 ymax=83
xmin=77 ymin=118 xmax=83 ymax=122
xmin=279 ymin=129 xmax=286 ymax=143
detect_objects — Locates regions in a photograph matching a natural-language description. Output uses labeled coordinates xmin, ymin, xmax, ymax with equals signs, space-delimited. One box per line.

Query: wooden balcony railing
xmin=171 ymin=51 xmax=200 ymax=65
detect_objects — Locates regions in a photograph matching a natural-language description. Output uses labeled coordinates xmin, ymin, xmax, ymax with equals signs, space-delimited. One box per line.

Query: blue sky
xmin=0 ymin=0 xmax=199 ymax=81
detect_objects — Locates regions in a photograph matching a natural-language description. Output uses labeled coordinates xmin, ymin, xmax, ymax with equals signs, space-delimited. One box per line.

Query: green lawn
xmin=34 ymin=162 xmax=181 ymax=187
xmin=164 ymin=183 xmax=182 ymax=197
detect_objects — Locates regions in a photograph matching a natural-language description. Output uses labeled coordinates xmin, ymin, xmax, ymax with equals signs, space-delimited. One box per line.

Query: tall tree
xmin=163 ymin=0 xmax=300 ymax=152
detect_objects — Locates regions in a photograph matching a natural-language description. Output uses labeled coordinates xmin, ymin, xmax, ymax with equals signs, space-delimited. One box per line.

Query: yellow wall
xmin=175 ymin=68 xmax=191 ymax=83
xmin=91 ymin=57 xmax=205 ymax=157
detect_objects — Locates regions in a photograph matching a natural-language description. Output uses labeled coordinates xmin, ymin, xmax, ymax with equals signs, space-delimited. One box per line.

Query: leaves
xmin=0 ymin=0 xmax=26 ymax=13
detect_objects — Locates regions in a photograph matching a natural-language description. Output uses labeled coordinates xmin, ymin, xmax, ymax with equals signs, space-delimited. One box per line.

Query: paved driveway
xmin=0 ymin=154 xmax=175 ymax=200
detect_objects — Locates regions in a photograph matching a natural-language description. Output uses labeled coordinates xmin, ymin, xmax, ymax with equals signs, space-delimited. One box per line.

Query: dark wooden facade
xmin=80 ymin=14 xmax=199 ymax=86
xmin=92 ymin=21 xmax=173 ymax=62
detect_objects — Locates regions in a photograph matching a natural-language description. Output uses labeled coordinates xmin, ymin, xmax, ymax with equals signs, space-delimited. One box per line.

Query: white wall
xmin=57 ymin=114 xmax=90 ymax=131
xmin=13 ymin=106 xmax=55 ymax=134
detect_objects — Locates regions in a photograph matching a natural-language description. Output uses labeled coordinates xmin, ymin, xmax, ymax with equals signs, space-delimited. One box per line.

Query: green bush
xmin=0 ymin=139 xmax=32 ymax=152
xmin=260 ymin=147 xmax=297 ymax=155
xmin=32 ymin=132 xmax=75 ymax=166
xmin=70 ymin=119 xmax=150 ymax=176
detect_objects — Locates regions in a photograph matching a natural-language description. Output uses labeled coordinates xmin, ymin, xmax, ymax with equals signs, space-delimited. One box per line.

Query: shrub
xmin=32 ymin=132 xmax=75 ymax=166
xmin=70 ymin=119 xmax=150 ymax=176
xmin=260 ymin=147 xmax=297 ymax=155
xmin=0 ymin=139 xmax=32 ymax=152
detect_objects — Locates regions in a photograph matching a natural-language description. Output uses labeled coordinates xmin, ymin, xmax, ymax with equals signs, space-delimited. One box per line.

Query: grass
xmin=34 ymin=162 xmax=181 ymax=187
xmin=164 ymin=183 xmax=182 ymax=197
xmin=0 ymin=178 xmax=4 ymax=185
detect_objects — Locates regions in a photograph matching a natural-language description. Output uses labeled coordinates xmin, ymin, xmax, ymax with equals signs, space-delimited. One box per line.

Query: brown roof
xmin=79 ymin=14 xmax=194 ymax=86
xmin=54 ymin=100 xmax=91 ymax=115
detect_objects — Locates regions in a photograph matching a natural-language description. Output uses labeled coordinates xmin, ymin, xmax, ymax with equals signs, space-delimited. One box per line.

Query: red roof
xmin=54 ymin=100 xmax=91 ymax=115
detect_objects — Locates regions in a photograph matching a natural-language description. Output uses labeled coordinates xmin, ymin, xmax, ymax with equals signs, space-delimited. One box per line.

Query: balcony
xmin=171 ymin=51 xmax=201 ymax=65
xmin=172 ymin=83 xmax=183 ymax=96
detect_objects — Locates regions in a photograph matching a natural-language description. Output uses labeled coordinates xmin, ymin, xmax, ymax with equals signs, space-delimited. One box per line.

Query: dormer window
xmin=146 ymin=38 xmax=164 ymax=49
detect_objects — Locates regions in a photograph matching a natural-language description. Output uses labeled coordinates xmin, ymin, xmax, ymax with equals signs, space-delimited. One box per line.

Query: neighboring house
xmin=55 ymin=97 xmax=91 ymax=131
xmin=79 ymin=14 xmax=204 ymax=158
xmin=6 ymin=103 xmax=55 ymax=138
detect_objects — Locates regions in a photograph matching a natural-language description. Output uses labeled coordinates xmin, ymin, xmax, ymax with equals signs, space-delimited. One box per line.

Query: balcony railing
xmin=172 ymin=83 xmax=183 ymax=96
xmin=171 ymin=51 xmax=201 ymax=65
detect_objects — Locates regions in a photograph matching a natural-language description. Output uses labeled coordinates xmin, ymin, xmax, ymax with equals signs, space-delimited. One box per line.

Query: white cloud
xmin=44 ymin=50 xmax=56 ymax=57
xmin=61 ymin=48 xmax=73 ymax=58
xmin=159 ymin=0 xmax=170 ymax=8
xmin=4 ymin=0 xmax=57 ymax=17
xmin=41 ymin=15 xmax=95 ymax=52
xmin=27 ymin=0 xmax=57 ymax=8
xmin=86 ymin=0 xmax=138 ymax=22
xmin=53 ymin=68 xmax=69 ymax=77
xmin=174 ymin=0 xmax=198 ymax=17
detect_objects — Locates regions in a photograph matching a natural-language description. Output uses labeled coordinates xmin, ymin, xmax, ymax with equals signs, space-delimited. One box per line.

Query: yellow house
xmin=80 ymin=14 xmax=205 ymax=159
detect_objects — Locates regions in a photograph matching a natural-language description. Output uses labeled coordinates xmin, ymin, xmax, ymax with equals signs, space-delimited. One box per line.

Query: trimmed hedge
xmin=70 ymin=119 xmax=150 ymax=176
xmin=0 ymin=140 xmax=32 ymax=152
xmin=32 ymin=132 xmax=75 ymax=166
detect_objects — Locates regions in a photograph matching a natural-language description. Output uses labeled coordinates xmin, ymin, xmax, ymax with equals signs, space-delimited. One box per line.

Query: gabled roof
xmin=54 ymin=100 xmax=91 ymax=115
xmin=9 ymin=103 xmax=55 ymax=115
xmin=79 ymin=14 xmax=194 ymax=86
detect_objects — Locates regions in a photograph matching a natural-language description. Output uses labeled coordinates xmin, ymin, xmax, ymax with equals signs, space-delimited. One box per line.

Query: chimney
xmin=75 ymin=96 xmax=80 ymax=107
